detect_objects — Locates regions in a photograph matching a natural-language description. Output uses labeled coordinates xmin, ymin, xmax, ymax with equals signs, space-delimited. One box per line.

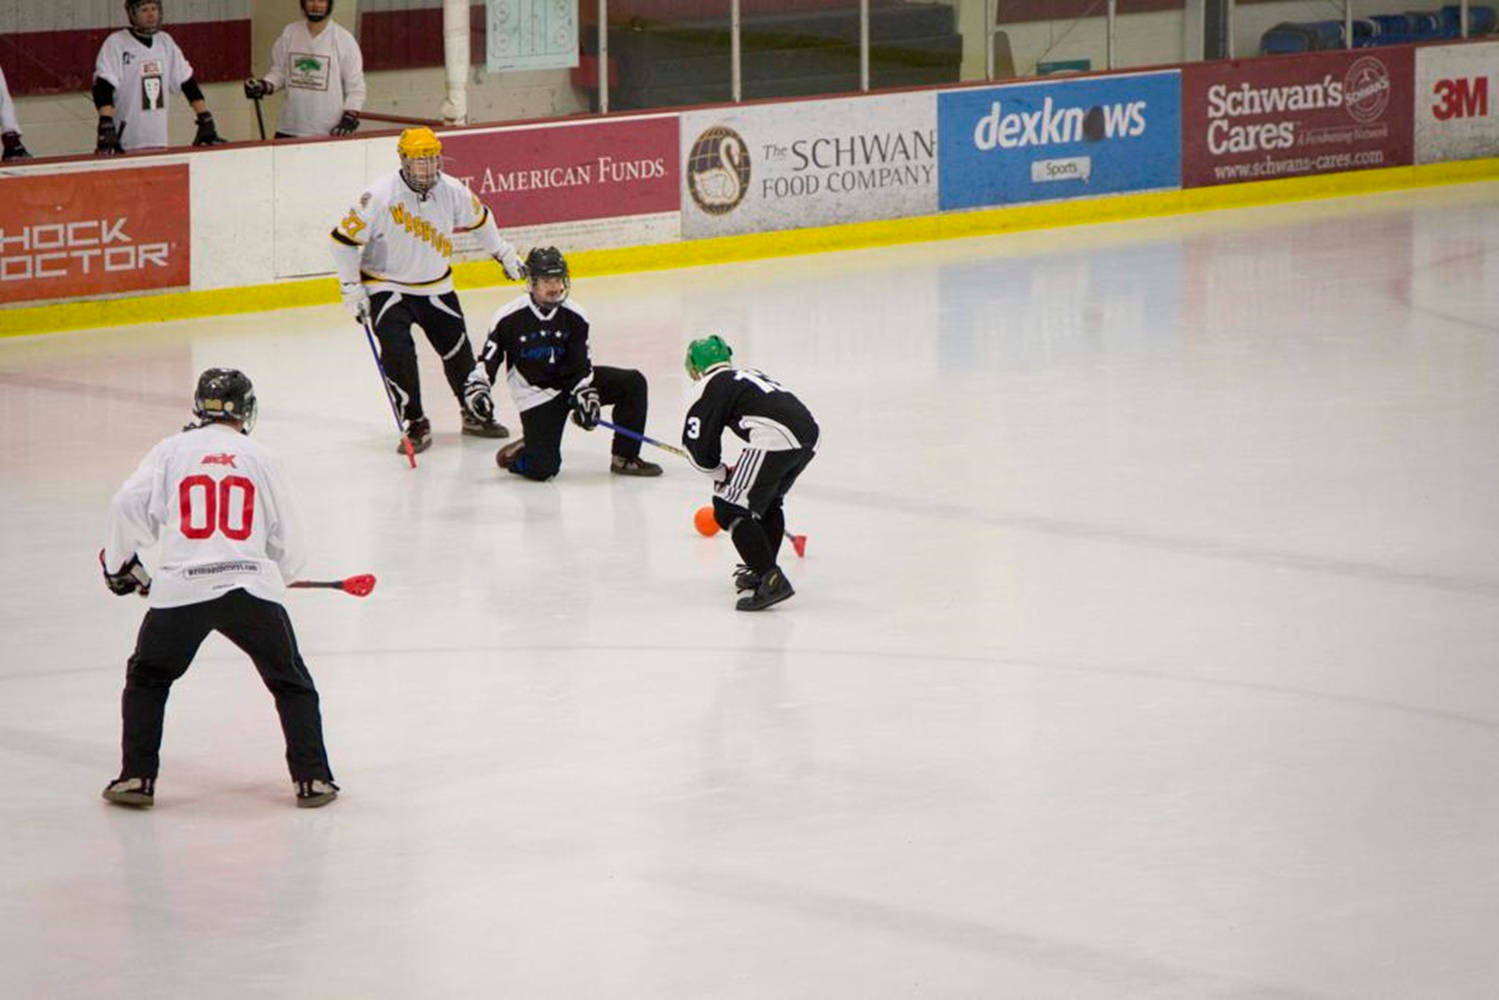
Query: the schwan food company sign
xmin=937 ymin=71 xmax=1181 ymax=211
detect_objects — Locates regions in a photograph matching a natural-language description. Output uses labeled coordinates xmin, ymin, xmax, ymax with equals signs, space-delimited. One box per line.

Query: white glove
xmin=341 ymin=282 xmax=371 ymax=323
xmin=463 ymin=370 xmax=494 ymax=421
xmin=497 ymin=251 xmax=526 ymax=282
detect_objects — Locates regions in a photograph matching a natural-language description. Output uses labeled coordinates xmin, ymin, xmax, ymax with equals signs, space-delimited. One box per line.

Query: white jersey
xmin=0 ymin=65 xmax=20 ymax=135
xmin=94 ymin=29 xmax=194 ymax=151
xmin=262 ymin=20 xmax=366 ymax=138
xmin=330 ymin=171 xmax=515 ymax=296
xmin=104 ymin=422 xmax=307 ymax=609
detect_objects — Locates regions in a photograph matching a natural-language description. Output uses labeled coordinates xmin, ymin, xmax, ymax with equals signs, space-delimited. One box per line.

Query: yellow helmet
xmin=398 ymin=127 xmax=443 ymax=193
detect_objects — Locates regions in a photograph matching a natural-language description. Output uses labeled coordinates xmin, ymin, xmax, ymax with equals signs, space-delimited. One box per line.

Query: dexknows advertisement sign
xmin=441 ymin=116 xmax=679 ymax=227
xmin=1414 ymin=41 xmax=1498 ymax=164
xmin=938 ymin=71 xmax=1181 ymax=211
xmin=680 ymin=93 xmax=938 ymax=238
xmin=1182 ymin=48 xmax=1414 ymax=188
xmin=1 ymin=164 xmax=190 ymax=305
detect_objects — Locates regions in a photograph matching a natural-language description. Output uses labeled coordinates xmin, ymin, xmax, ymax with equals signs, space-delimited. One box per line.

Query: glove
xmin=100 ymin=551 xmax=151 ymax=597
xmin=192 ymin=111 xmax=226 ymax=147
xmin=1 ymin=132 xmax=31 ymax=160
xmin=497 ymin=250 xmax=526 ymax=282
xmin=463 ymin=370 xmax=494 ymax=422
xmin=341 ymin=282 xmax=371 ymax=323
xmin=96 ymin=116 xmax=122 ymax=156
xmin=570 ymin=385 xmax=600 ymax=431
xmin=243 ymin=78 xmax=274 ymax=100
xmin=331 ymin=111 xmax=360 ymax=136
xmin=712 ymin=463 xmax=734 ymax=488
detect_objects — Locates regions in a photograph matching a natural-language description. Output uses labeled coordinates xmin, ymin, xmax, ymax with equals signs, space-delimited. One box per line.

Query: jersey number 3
xmin=179 ymin=475 xmax=256 ymax=540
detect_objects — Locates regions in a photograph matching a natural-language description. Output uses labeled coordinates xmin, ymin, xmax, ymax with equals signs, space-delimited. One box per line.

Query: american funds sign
xmin=680 ymin=93 xmax=938 ymax=239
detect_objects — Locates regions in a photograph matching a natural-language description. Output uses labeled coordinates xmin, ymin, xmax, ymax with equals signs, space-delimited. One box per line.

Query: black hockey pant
xmin=371 ymin=290 xmax=478 ymax=423
xmin=713 ymin=446 xmax=816 ymax=574
xmin=509 ymin=365 xmax=649 ymax=480
xmin=118 ymin=589 xmax=333 ymax=783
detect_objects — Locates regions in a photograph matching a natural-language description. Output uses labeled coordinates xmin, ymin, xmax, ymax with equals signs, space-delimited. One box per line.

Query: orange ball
xmin=693 ymin=505 xmax=720 ymax=537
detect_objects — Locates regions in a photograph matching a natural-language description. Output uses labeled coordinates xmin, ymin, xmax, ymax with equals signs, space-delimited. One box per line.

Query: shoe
xmin=399 ymin=417 xmax=432 ymax=455
xmin=735 ymin=567 xmax=794 ymax=611
xmin=610 ymin=455 xmax=662 ymax=477
xmin=496 ymin=439 xmax=527 ymax=471
xmin=102 ymin=776 xmax=155 ymax=808
xmin=461 ymin=411 xmax=510 ymax=439
xmin=732 ymin=563 xmax=761 ymax=593
xmin=295 ymin=779 xmax=340 ymax=808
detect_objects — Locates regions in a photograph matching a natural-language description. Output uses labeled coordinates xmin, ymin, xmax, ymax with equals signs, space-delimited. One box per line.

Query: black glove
xmin=243 ymin=78 xmax=273 ymax=100
xmin=96 ymin=116 xmax=122 ymax=156
xmin=331 ymin=111 xmax=360 ymax=136
xmin=192 ymin=111 xmax=226 ymax=147
xmin=100 ymin=551 xmax=150 ymax=597
xmin=570 ymin=385 xmax=600 ymax=431
xmin=1 ymin=132 xmax=31 ymax=160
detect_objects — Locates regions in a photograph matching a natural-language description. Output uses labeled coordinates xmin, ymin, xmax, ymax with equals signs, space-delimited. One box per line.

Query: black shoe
xmin=102 ymin=776 xmax=155 ymax=808
xmin=610 ymin=455 xmax=662 ymax=477
xmin=732 ymin=563 xmax=761 ymax=593
xmin=295 ymin=779 xmax=340 ymax=808
xmin=461 ymin=411 xmax=510 ymax=439
xmin=735 ymin=567 xmax=794 ymax=611
xmin=400 ymin=417 xmax=432 ymax=454
xmin=496 ymin=439 xmax=526 ymax=470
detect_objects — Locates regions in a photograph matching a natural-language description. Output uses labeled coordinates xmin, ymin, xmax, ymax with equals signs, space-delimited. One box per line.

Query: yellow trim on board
xmin=4 ymin=156 xmax=1496 ymax=339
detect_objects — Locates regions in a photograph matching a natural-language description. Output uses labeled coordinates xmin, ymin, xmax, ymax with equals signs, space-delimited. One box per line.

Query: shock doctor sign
xmin=938 ymin=71 xmax=1181 ymax=210
xmin=680 ymin=93 xmax=938 ymax=238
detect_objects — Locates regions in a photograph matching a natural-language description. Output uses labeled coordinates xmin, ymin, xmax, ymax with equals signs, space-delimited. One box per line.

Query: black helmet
xmin=125 ymin=0 xmax=162 ymax=34
xmin=301 ymin=0 xmax=333 ymax=21
xmin=192 ymin=368 xmax=256 ymax=433
xmin=525 ymin=246 xmax=570 ymax=306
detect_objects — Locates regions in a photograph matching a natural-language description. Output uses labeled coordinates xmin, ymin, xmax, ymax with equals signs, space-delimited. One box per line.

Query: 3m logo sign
xmin=1432 ymin=76 xmax=1490 ymax=120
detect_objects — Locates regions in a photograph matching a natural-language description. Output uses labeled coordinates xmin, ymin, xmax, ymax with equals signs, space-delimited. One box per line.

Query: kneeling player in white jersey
xmin=93 ymin=0 xmax=226 ymax=154
xmin=330 ymin=126 xmax=524 ymax=453
xmin=100 ymin=369 xmax=339 ymax=809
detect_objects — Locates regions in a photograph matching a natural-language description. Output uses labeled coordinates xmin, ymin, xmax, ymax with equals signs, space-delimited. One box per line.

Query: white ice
xmin=2 ymin=184 xmax=1497 ymax=999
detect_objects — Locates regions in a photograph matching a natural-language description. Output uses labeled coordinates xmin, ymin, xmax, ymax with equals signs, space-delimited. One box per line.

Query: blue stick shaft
xmin=361 ymin=319 xmax=417 ymax=467
xmin=595 ymin=418 xmax=689 ymax=458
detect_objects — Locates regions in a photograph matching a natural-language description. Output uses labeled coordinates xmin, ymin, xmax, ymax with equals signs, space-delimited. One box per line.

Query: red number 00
xmin=178 ymin=475 xmax=256 ymax=541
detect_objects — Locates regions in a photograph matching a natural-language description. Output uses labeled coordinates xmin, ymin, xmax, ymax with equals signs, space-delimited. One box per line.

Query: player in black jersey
xmin=476 ymin=247 xmax=662 ymax=480
xmin=681 ymin=335 xmax=818 ymax=611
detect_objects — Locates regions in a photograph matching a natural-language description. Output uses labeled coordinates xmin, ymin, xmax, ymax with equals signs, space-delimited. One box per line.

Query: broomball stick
xmin=360 ymin=318 xmax=417 ymax=468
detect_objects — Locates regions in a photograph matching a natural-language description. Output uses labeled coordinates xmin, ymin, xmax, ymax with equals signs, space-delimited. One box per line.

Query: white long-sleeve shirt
xmin=0 ymin=65 xmax=20 ymax=135
xmin=330 ymin=171 xmax=519 ymax=296
xmin=104 ymin=422 xmax=306 ymax=608
xmin=94 ymin=29 xmax=194 ymax=151
xmin=262 ymin=19 xmax=365 ymax=137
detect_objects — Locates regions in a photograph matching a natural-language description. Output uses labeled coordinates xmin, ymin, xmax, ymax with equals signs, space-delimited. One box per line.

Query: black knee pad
xmin=712 ymin=496 xmax=749 ymax=532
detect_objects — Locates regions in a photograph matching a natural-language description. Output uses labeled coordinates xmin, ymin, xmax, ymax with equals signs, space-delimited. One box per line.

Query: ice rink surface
xmin=2 ymin=183 xmax=1498 ymax=998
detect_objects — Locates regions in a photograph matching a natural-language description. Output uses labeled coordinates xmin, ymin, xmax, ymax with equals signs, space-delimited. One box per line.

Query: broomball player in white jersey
xmin=484 ymin=247 xmax=663 ymax=480
xmin=93 ymin=0 xmax=226 ymax=154
xmin=100 ymin=369 xmax=338 ymax=809
xmin=331 ymin=126 xmax=523 ymax=452
xmin=243 ymin=0 xmax=366 ymax=138
xmin=0 ymin=63 xmax=33 ymax=160
xmin=682 ymin=336 xmax=819 ymax=611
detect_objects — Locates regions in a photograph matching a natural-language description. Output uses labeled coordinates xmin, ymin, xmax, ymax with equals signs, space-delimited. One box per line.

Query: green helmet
xmin=685 ymin=335 xmax=733 ymax=381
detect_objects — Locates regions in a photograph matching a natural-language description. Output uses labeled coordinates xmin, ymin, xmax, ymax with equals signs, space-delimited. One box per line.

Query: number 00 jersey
xmin=104 ymin=423 xmax=307 ymax=609
xmin=681 ymin=366 xmax=820 ymax=472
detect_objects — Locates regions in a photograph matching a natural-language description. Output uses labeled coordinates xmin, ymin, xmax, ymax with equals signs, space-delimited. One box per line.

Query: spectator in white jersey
xmin=1 ymin=63 xmax=33 ymax=160
xmin=243 ymin=0 xmax=366 ymax=138
xmin=93 ymin=0 xmax=226 ymax=154
xmin=100 ymin=369 xmax=339 ymax=809
xmin=331 ymin=126 xmax=525 ymax=453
